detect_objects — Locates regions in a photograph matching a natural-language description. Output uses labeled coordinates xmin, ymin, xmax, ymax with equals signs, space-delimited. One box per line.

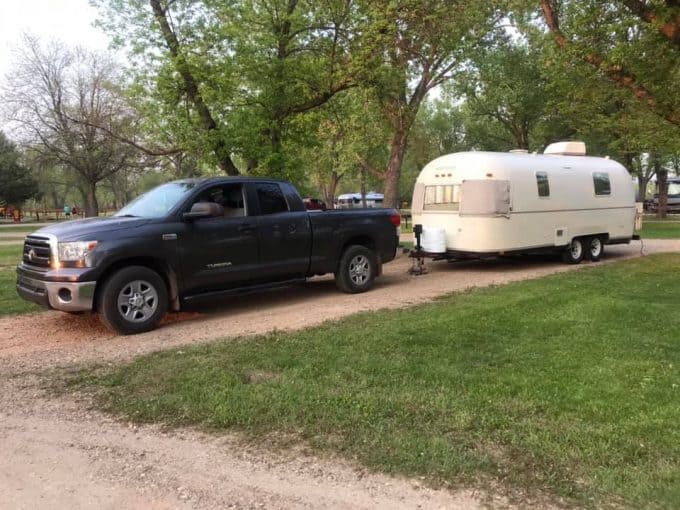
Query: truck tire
xmin=586 ymin=236 xmax=604 ymax=262
xmin=335 ymin=245 xmax=378 ymax=294
xmin=98 ymin=266 xmax=168 ymax=335
xmin=562 ymin=238 xmax=585 ymax=264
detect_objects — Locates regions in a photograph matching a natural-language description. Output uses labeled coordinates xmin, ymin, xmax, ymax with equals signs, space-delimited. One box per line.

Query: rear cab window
xmin=190 ymin=183 xmax=247 ymax=218
xmin=255 ymin=182 xmax=289 ymax=215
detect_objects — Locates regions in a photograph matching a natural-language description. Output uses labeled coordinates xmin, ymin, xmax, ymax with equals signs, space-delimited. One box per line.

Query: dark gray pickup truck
xmin=16 ymin=177 xmax=400 ymax=334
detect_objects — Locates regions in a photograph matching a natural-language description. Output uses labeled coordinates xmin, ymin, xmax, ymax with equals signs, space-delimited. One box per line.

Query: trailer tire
xmin=335 ymin=245 xmax=377 ymax=294
xmin=98 ymin=266 xmax=168 ymax=335
xmin=562 ymin=238 xmax=585 ymax=264
xmin=586 ymin=236 xmax=604 ymax=262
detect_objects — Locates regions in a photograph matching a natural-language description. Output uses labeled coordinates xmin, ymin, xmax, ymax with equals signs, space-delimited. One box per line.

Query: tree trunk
xmin=383 ymin=128 xmax=409 ymax=209
xmin=360 ymin=165 xmax=367 ymax=208
xmin=637 ymin=175 xmax=650 ymax=202
xmin=322 ymin=171 xmax=341 ymax=209
xmin=85 ymin=181 xmax=99 ymax=217
xmin=656 ymin=166 xmax=668 ymax=219
xmin=149 ymin=0 xmax=239 ymax=176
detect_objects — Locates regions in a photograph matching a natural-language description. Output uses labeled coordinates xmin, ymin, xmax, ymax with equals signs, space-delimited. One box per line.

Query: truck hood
xmin=30 ymin=216 xmax=152 ymax=241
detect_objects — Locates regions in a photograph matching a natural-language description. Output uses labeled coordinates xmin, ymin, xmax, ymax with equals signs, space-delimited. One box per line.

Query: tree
xmin=0 ymin=132 xmax=40 ymax=205
xmin=453 ymin=39 xmax=571 ymax=152
xmin=93 ymin=0 xmax=356 ymax=181
xmin=298 ymin=88 xmax=389 ymax=206
xmin=354 ymin=0 xmax=498 ymax=208
xmin=2 ymin=37 xmax=143 ymax=216
xmin=537 ymin=0 xmax=680 ymax=127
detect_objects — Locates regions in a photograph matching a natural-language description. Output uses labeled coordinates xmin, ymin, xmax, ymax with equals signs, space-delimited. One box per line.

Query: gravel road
xmin=1 ymin=239 xmax=677 ymax=509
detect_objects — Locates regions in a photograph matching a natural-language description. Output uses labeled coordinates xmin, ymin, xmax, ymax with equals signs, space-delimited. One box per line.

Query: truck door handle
xmin=239 ymin=223 xmax=255 ymax=233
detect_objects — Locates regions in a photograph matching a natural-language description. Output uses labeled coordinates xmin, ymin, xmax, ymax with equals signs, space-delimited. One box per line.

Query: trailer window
xmin=536 ymin=171 xmax=550 ymax=197
xmin=424 ymin=185 xmax=460 ymax=211
xmin=593 ymin=172 xmax=611 ymax=196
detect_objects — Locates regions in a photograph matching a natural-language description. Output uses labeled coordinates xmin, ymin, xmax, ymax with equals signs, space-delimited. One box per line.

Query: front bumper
xmin=16 ymin=272 xmax=96 ymax=312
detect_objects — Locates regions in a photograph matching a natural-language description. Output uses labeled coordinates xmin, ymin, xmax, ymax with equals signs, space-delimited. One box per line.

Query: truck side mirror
xmin=182 ymin=202 xmax=224 ymax=221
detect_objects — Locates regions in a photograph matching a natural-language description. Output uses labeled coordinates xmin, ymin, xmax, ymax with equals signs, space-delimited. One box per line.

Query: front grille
xmin=23 ymin=235 xmax=52 ymax=268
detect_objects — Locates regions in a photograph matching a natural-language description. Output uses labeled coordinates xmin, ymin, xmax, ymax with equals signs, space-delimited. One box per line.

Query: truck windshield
xmin=115 ymin=182 xmax=198 ymax=218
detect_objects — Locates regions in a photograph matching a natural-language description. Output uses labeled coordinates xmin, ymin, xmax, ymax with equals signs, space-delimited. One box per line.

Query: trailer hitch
xmin=408 ymin=224 xmax=428 ymax=275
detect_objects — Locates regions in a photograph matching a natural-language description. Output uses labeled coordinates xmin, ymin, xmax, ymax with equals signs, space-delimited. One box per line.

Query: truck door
xmin=179 ymin=183 xmax=259 ymax=293
xmin=249 ymin=181 xmax=312 ymax=281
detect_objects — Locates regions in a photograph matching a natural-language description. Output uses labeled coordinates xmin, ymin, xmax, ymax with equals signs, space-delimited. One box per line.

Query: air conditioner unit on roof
xmin=544 ymin=141 xmax=586 ymax=156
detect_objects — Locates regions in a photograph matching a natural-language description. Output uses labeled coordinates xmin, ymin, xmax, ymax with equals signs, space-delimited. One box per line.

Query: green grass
xmin=640 ymin=221 xmax=680 ymax=239
xmin=0 ymin=225 xmax=44 ymax=234
xmin=66 ymin=254 xmax=680 ymax=508
xmin=0 ymin=267 xmax=41 ymax=316
xmin=0 ymin=244 xmax=43 ymax=316
xmin=0 ymin=244 xmax=23 ymax=267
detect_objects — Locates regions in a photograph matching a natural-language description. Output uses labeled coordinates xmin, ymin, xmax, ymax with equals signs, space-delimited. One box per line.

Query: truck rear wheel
xmin=98 ymin=266 xmax=168 ymax=335
xmin=335 ymin=245 xmax=377 ymax=294
xmin=562 ymin=238 xmax=585 ymax=264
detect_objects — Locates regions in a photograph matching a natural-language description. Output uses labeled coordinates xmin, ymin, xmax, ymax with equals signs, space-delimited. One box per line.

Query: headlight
xmin=57 ymin=241 xmax=98 ymax=267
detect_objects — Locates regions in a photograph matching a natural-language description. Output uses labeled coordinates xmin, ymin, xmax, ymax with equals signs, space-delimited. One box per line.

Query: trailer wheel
xmin=98 ymin=266 xmax=168 ymax=335
xmin=562 ymin=238 xmax=585 ymax=264
xmin=335 ymin=245 xmax=377 ymax=293
xmin=586 ymin=236 xmax=604 ymax=262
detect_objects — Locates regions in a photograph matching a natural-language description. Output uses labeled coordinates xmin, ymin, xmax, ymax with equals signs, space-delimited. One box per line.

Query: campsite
xmin=2 ymin=1 xmax=680 ymax=509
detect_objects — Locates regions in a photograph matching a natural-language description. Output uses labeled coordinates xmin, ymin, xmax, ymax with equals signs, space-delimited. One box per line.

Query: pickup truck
xmin=16 ymin=177 xmax=400 ymax=334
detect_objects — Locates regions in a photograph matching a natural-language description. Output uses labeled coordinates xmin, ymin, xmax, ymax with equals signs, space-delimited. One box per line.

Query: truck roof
xmin=172 ymin=176 xmax=291 ymax=185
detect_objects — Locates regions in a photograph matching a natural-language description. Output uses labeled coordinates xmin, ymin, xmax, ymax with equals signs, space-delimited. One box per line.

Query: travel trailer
xmin=411 ymin=142 xmax=637 ymax=263
xmin=337 ymin=192 xmax=384 ymax=209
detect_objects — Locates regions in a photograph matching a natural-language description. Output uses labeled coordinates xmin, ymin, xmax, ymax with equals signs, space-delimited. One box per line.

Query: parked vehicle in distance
xmin=16 ymin=178 xmax=400 ymax=334
xmin=647 ymin=177 xmax=680 ymax=213
xmin=410 ymin=141 xmax=637 ymax=264
xmin=303 ymin=197 xmax=327 ymax=211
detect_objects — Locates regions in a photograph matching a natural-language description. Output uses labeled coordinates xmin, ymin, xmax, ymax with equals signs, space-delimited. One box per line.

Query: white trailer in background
xmin=337 ymin=192 xmax=384 ymax=209
xmin=410 ymin=142 xmax=637 ymax=264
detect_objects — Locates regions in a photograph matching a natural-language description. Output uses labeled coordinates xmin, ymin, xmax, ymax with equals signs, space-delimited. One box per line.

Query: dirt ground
xmin=1 ymin=239 xmax=678 ymax=509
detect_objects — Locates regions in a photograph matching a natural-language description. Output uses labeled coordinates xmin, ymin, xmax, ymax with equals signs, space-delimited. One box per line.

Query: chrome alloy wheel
xmin=570 ymin=239 xmax=583 ymax=260
xmin=117 ymin=280 xmax=159 ymax=323
xmin=348 ymin=255 xmax=370 ymax=286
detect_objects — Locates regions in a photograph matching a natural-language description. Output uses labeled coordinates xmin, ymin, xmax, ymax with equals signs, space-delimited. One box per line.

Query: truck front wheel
xmin=98 ymin=266 xmax=168 ymax=335
xmin=335 ymin=245 xmax=378 ymax=294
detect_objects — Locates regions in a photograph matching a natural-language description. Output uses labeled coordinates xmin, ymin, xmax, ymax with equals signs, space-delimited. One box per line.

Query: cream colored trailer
xmin=411 ymin=143 xmax=636 ymax=263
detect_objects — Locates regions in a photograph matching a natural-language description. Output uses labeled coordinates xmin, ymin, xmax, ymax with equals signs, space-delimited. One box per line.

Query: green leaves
xmin=0 ymin=132 xmax=40 ymax=205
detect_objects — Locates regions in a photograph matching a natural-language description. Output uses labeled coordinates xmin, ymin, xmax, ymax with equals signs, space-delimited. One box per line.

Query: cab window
xmin=255 ymin=183 xmax=289 ymax=215
xmin=192 ymin=183 xmax=246 ymax=217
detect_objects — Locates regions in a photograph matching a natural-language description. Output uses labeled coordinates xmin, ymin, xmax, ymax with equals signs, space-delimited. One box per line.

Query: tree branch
xmin=540 ymin=0 xmax=680 ymax=127
xmin=355 ymin=154 xmax=386 ymax=180
xmin=620 ymin=0 xmax=680 ymax=47
xmin=149 ymin=0 xmax=239 ymax=174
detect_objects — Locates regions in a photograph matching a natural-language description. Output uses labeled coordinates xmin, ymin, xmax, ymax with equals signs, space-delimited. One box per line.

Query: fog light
xmin=58 ymin=288 xmax=72 ymax=302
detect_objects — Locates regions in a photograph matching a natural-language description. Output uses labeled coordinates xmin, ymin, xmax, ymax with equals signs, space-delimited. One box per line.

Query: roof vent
xmin=544 ymin=141 xmax=586 ymax=156
xmin=509 ymin=149 xmax=529 ymax=154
